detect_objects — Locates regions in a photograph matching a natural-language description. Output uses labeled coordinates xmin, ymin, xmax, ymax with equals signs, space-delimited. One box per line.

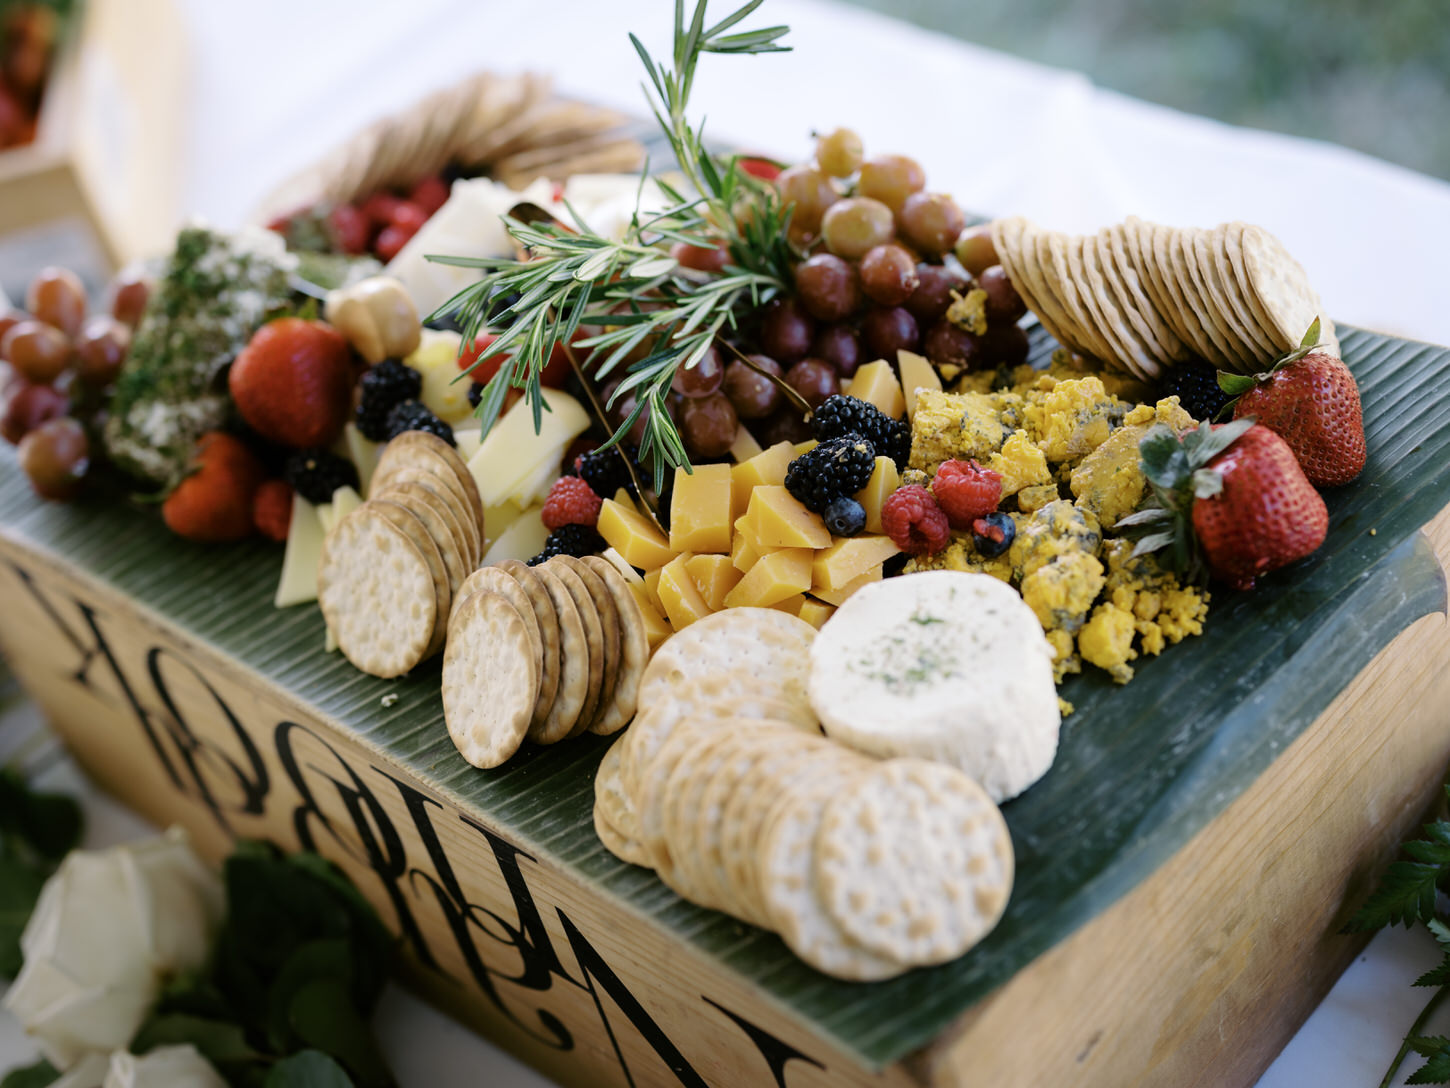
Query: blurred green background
xmin=840 ymin=0 xmax=1450 ymax=182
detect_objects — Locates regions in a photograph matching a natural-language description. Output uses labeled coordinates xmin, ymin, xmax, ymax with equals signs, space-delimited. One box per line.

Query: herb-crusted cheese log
xmin=103 ymin=226 xmax=294 ymax=486
xmin=807 ymin=570 xmax=1060 ymax=801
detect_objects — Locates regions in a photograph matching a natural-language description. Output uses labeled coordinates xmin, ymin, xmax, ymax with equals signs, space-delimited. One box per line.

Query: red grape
xmin=1 ymin=380 xmax=67 ymax=444
xmin=74 ymin=317 xmax=130 ymax=388
xmin=861 ymin=307 xmax=920 ymax=358
xmin=776 ymin=165 xmax=838 ymax=235
xmin=26 ymin=267 xmax=86 ymax=338
xmin=810 ymin=324 xmax=863 ymax=377
xmin=2 ymin=319 xmax=71 ymax=384
xmin=19 ymin=417 xmax=88 ymax=500
xmin=328 ymin=204 xmax=371 ymax=255
xmin=898 ymin=193 xmax=965 ymax=259
xmin=758 ymin=408 xmax=812 ymax=445
xmin=981 ymin=323 xmax=1030 ymax=367
xmin=922 ymin=321 xmax=983 ymax=369
xmin=0 ymin=308 xmax=25 ymax=343
xmin=858 ymin=154 xmax=925 ymax=211
xmin=722 ymin=355 xmax=783 ymax=419
xmin=858 ymin=244 xmax=920 ymax=306
xmin=978 ymin=265 xmax=1028 ymax=322
xmin=110 ymin=272 xmax=152 ymax=328
xmin=681 ymin=393 xmax=740 ymax=459
xmin=671 ymin=239 xmax=729 ymax=273
xmin=759 ymin=298 xmax=815 ymax=363
xmin=905 ymin=262 xmax=970 ymax=324
xmin=784 ymin=358 xmax=840 ymax=410
xmin=671 ymin=344 xmax=724 ymax=398
xmin=794 ymin=253 xmax=860 ymax=322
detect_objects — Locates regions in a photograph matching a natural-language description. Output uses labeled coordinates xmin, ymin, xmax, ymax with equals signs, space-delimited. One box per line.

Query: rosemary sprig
xmin=427 ymin=0 xmax=796 ymax=487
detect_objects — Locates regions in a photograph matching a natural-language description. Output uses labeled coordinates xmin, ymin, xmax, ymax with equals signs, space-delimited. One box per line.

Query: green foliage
xmin=1407 ymin=1037 xmax=1450 ymax=1086
xmin=0 ymin=1060 xmax=57 ymax=1088
xmin=429 ymin=0 xmax=795 ymax=489
xmin=0 ymin=766 xmax=83 ymax=978
xmin=133 ymin=841 xmax=396 ymax=1088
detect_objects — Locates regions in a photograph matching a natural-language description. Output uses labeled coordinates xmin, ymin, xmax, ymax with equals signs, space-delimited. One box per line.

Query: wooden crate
xmin=2 ymin=323 xmax=1449 ymax=1086
xmin=0 ymin=0 xmax=186 ymax=269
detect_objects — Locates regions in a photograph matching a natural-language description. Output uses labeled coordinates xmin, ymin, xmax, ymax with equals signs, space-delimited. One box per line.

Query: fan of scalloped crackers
xmin=254 ymin=71 xmax=645 ymax=223
xmin=990 ymin=215 xmax=1338 ymax=380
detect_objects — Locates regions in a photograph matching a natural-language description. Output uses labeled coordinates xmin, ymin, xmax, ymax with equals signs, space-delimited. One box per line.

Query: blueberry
xmin=824 ymin=495 xmax=867 ymax=537
xmin=972 ymin=511 xmax=1015 ymax=557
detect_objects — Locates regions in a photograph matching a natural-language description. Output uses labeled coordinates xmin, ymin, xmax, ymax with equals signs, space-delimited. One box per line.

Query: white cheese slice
xmin=600 ymin=547 xmax=644 ymax=585
xmin=511 ymin=444 xmax=567 ymax=510
xmin=342 ymin=423 xmax=380 ymax=497
xmin=467 ymin=388 xmax=590 ymax=508
xmin=454 ymin=427 xmax=483 ymax=463
xmin=274 ymin=496 xmax=324 ymax=608
xmin=481 ymin=499 xmax=526 ymax=551
xmin=481 ymin=506 xmax=549 ymax=566
xmin=807 ymin=570 xmax=1060 ymax=802
xmin=897 ymin=349 xmax=942 ymax=421
xmin=314 ymin=500 xmax=337 ymax=536
xmin=408 ymin=328 xmax=474 ymax=424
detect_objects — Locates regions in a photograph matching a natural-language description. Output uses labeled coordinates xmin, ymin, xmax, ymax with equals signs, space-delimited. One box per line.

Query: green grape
xmin=858 ymin=154 xmax=925 ymax=212
xmin=815 ymin=127 xmax=863 ymax=178
xmin=821 ymin=197 xmax=895 ymax=260
xmin=776 ymin=165 xmax=838 ymax=234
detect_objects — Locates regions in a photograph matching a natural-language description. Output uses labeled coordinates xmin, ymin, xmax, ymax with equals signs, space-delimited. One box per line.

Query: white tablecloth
xmin=5 ymin=1 xmax=1450 ymax=1084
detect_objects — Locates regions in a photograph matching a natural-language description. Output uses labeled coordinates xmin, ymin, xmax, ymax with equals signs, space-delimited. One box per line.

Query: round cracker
xmin=375 ymin=430 xmax=485 ymax=545
xmin=448 ymin=567 xmax=545 ymax=702
xmin=814 ymin=759 xmax=1014 ymax=967
xmin=555 ymin=557 xmax=621 ymax=736
xmin=318 ymin=505 xmax=436 ymax=678
xmin=1123 ymin=216 xmax=1198 ymax=353
xmin=1205 ymin=224 xmax=1276 ymax=362
xmin=1089 ymin=231 xmax=1165 ymax=377
xmin=991 ymin=217 xmax=1076 ymax=351
xmin=1192 ymin=228 xmax=1268 ymax=366
xmin=638 ymin=608 xmax=816 ymax=709
xmin=1172 ymin=228 xmax=1248 ymax=369
xmin=581 ymin=556 xmax=649 ymax=736
xmin=1239 ymin=223 xmax=1321 ymax=352
xmin=371 ymin=464 xmax=480 ymax=565
xmin=374 ymin=483 xmax=468 ymax=597
xmin=494 ymin=560 xmax=562 ymax=729
xmin=544 ymin=560 xmax=606 ymax=738
xmin=1107 ymin=222 xmax=1188 ymax=363
xmin=593 ymin=738 xmax=640 ymax=845
xmin=368 ymin=499 xmax=451 ymax=655
xmin=594 ymin=800 xmax=651 ymax=868
xmin=378 ymin=477 xmax=477 ymax=578
xmin=441 ymin=592 xmax=537 ymax=769
xmin=529 ymin=564 xmax=591 ymax=744
xmin=660 ymin=729 xmax=740 ymax=907
xmin=1150 ymin=223 xmax=1219 ymax=363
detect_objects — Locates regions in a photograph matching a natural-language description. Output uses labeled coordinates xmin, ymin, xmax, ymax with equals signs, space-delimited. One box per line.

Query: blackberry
xmin=810 ymin=394 xmax=911 ymax=468
xmin=577 ymin=445 xmax=639 ymax=499
xmin=284 ymin=448 xmax=359 ymax=504
xmin=467 ymin=382 xmax=484 ymax=409
xmin=355 ymin=360 xmax=422 ymax=441
xmin=1162 ymin=358 xmax=1231 ymax=422
xmin=526 ymin=524 xmax=605 ymax=566
xmin=823 ymin=495 xmax=867 ymax=537
xmin=385 ymin=399 xmax=455 ymax=447
xmin=785 ymin=435 xmax=876 ymax=514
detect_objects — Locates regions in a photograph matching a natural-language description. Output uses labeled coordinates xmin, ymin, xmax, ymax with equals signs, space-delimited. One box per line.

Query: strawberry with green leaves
xmin=1121 ymin=417 xmax=1328 ymax=591
xmin=1218 ymin=319 xmax=1366 ymax=487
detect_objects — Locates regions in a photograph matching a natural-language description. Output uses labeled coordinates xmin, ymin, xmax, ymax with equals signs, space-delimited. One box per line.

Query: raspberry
xmin=252 ymin=480 xmax=293 ymax=542
xmin=931 ymin=459 xmax=1002 ymax=529
xmin=541 ymin=476 xmax=603 ymax=531
xmin=881 ymin=485 xmax=950 ymax=556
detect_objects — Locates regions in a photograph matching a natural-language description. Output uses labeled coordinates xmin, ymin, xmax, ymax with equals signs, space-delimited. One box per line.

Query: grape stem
xmin=713 ymin=335 xmax=814 ymax=418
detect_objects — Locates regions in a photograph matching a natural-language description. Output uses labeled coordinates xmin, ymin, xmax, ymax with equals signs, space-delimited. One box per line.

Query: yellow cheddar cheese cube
xmin=796 ymin=598 xmax=837 ymax=630
xmin=810 ymin=564 xmax=882 ymax=607
xmin=731 ymin=516 xmax=762 ymax=573
xmin=847 ymin=359 xmax=905 ymax=418
xmin=898 ymin=349 xmax=942 ymax=420
xmin=687 ymin=554 xmax=745 ymax=612
xmin=643 ymin=567 xmax=664 ymax=613
xmin=854 ymin=456 xmax=901 ymax=536
xmin=731 ymin=441 xmax=796 ymax=521
xmin=729 ymin=426 xmax=764 ymax=463
xmin=724 ymin=548 xmax=813 ymax=609
xmin=598 ymin=499 xmax=676 ymax=571
xmin=812 ymin=534 xmax=902 ymax=592
xmin=743 ymin=486 xmax=832 ymax=550
xmin=627 ymin=582 xmax=673 ymax=650
xmin=668 ymin=462 xmax=733 ymax=554
xmin=767 ymin=593 xmax=808 ymax=616
xmin=794 ymin=439 xmax=819 ymax=457
xmin=657 ymin=553 xmax=713 ymax=629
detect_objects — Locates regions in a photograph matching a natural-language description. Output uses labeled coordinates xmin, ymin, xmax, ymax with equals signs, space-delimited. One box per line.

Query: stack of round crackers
xmin=442 ymin=555 xmax=648 ymax=769
xmin=991 ymin=215 xmax=1337 ymax=378
xmin=593 ymin=608 xmax=1016 ymax=980
xmin=317 ymin=431 xmax=484 ymax=678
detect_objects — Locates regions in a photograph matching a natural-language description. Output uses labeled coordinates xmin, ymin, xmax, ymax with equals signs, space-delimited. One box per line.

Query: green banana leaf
xmin=1 ymin=322 xmax=1447 ymax=1069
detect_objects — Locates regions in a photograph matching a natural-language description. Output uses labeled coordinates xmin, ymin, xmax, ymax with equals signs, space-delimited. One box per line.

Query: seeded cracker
xmin=442 ymin=593 xmax=537 ymax=768
xmin=814 ymin=759 xmax=1014 ymax=966
xmin=318 ymin=505 xmax=436 ymax=678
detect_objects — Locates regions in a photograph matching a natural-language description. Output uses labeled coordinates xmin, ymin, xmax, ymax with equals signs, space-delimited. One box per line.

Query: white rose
xmin=103 ymin=1045 xmax=228 ymax=1088
xmin=1 ymin=828 xmax=224 ymax=1071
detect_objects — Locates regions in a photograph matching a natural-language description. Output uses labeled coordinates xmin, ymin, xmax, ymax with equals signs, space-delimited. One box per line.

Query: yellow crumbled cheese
xmin=1022 ymin=376 xmax=1128 ymax=463
xmin=1045 ymin=628 xmax=1080 ymax=682
xmin=1020 ymin=552 xmax=1105 ymax=635
xmin=1099 ymin=538 xmax=1210 ymax=658
xmin=1009 ymin=500 xmax=1102 ymax=581
xmin=1069 ymin=423 xmax=1151 ymax=529
xmin=904 ymin=536 xmax=1014 ymax=582
xmin=946 ymin=287 xmax=990 ymax=335
xmin=988 ymin=430 xmax=1052 ymax=496
xmin=1078 ymin=602 xmax=1139 ymax=684
xmin=908 ymin=389 xmax=1007 ymax=472
xmin=1017 ymin=483 xmax=1062 ymax=513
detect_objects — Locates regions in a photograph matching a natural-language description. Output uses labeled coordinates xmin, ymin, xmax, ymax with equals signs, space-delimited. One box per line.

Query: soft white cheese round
xmin=808 ymin=570 xmax=1060 ymax=802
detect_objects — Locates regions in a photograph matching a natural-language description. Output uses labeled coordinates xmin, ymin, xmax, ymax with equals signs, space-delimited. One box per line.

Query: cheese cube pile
xmin=596 ymin=440 xmax=903 ymax=640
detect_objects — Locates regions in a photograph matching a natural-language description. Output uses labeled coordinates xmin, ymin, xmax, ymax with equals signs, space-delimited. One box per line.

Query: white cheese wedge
xmin=481 ymin=500 xmax=527 ymax=551
xmin=314 ymin=500 xmax=337 ymax=536
xmin=481 ymin=506 xmax=549 ymax=566
xmin=408 ymin=329 xmax=474 ymax=424
xmin=341 ymin=423 xmax=380 ymax=497
xmin=807 ymin=571 xmax=1060 ymax=802
xmin=600 ymin=547 xmax=644 ymax=585
xmin=467 ymin=388 xmax=590 ymax=508
xmin=511 ymin=446 xmax=567 ymax=510
xmin=274 ymin=496 xmax=324 ymax=608
xmin=454 ymin=427 xmax=483 ymax=463
xmin=898 ymin=349 xmax=942 ymax=421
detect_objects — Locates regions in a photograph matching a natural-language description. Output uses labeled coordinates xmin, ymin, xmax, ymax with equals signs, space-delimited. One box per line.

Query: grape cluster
xmin=2 ymin=265 xmax=150 ymax=499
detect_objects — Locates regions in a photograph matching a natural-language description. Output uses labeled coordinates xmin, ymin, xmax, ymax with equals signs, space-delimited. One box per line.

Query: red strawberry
xmin=1221 ymin=320 xmax=1366 ymax=487
xmin=162 ymin=432 xmax=264 ymax=542
xmin=229 ymin=318 xmax=353 ymax=448
xmin=1123 ymin=419 xmax=1328 ymax=591
xmin=252 ymin=479 xmax=293 ymax=542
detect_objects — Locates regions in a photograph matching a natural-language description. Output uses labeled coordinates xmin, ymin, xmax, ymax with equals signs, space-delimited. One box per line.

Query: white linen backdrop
xmin=3 ymin=1 xmax=1449 ymax=1085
